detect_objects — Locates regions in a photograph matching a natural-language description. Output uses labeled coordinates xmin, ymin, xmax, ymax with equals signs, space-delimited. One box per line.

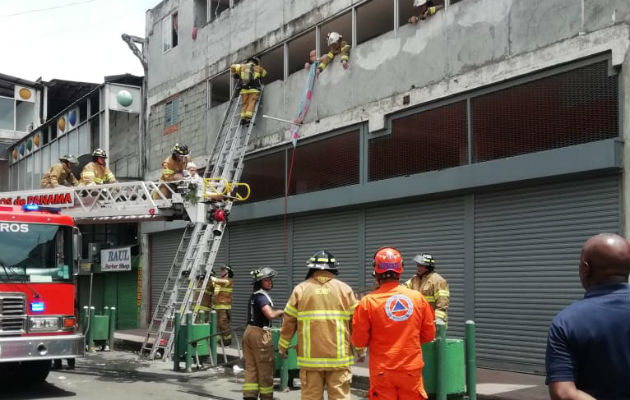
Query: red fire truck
xmin=0 ymin=204 xmax=84 ymax=382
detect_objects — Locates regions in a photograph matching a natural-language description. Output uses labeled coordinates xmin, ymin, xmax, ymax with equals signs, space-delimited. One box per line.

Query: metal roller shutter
xmin=149 ymin=228 xmax=228 ymax=317
xmin=292 ymin=210 xmax=362 ymax=291
xmin=474 ymin=175 xmax=621 ymax=372
xmin=150 ymin=229 xmax=184 ymax=314
xmin=228 ymin=219 xmax=286 ymax=330
xmin=365 ymin=197 xmax=466 ymax=338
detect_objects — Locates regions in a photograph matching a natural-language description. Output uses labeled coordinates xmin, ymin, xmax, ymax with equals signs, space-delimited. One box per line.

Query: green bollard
xmin=174 ymin=313 xmax=181 ymax=371
xmin=210 ymin=311 xmax=218 ymax=366
xmin=280 ymin=351 xmax=289 ymax=391
xmin=465 ymin=320 xmax=477 ymax=400
xmin=108 ymin=307 xmax=116 ymax=351
xmin=435 ymin=320 xmax=447 ymax=400
xmin=185 ymin=312 xmax=193 ymax=372
xmin=88 ymin=306 xmax=96 ymax=351
xmin=81 ymin=306 xmax=88 ymax=334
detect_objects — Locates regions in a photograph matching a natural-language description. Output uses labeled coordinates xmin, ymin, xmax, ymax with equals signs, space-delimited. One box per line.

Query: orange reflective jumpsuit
xmin=351 ymin=282 xmax=435 ymax=399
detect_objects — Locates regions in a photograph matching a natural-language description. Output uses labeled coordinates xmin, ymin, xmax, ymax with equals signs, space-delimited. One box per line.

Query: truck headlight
xmin=29 ymin=317 xmax=60 ymax=331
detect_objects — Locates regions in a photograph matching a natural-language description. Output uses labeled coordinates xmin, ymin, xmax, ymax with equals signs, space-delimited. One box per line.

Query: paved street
xmin=1 ymin=351 xmax=368 ymax=400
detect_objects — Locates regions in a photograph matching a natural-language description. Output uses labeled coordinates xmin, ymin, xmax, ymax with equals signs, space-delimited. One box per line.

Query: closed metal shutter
xmin=228 ymin=219 xmax=286 ymax=330
xmin=474 ymin=175 xmax=621 ymax=372
xmin=150 ymin=229 xmax=184 ymax=314
xmin=365 ymin=197 xmax=466 ymax=337
xmin=292 ymin=210 xmax=362 ymax=291
xmin=149 ymin=228 xmax=228 ymax=317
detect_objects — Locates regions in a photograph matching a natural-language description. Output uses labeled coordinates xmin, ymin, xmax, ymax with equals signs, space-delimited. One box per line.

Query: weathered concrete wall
xmin=145 ymin=0 xmax=630 ymax=176
xmin=109 ymin=111 xmax=140 ymax=178
xmin=145 ymin=81 xmax=207 ymax=176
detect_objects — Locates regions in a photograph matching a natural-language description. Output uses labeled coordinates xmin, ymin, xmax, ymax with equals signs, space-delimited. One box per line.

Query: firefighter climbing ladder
xmin=140 ymin=87 xmax=262 ymax=361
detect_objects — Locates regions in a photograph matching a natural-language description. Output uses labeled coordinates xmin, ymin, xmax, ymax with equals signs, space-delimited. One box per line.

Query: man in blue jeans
xmin=546 ymin=233 xmax=630 ymax=400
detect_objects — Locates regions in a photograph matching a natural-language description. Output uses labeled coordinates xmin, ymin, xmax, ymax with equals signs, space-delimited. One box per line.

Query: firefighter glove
xmin=278 ymin=347 xmax=288 ymax=359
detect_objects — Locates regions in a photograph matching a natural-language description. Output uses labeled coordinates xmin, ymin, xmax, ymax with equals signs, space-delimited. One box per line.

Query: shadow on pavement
xmin=0 ymin=381 xmax=76 ymax=399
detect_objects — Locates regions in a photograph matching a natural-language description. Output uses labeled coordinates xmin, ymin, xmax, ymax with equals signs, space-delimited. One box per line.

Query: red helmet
xmin=373 ymin=247 xmax=403 ymax=275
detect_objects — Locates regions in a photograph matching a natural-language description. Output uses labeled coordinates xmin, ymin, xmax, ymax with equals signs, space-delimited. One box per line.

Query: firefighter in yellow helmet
xmin=41 ymin=155 xmax=79 ymax=188
xmin=242 ymin=267 xmax=283 ymax=400
xmin=279 ymin=250 xmax=362 ymax=400
xmin=317 ymin=32 xmax=351 ymax=75
xmin=212 ymin=265 xmax=233 ymax=346
xmin=156 ymin=143 xmax=189 ymax=198
xmin=230 ymin=56 xmax=267 ymax=125
xmin=405 ymin=253 xmax=450 ymax=324
xmin=80 ymin=148 xmax=116 ymax=186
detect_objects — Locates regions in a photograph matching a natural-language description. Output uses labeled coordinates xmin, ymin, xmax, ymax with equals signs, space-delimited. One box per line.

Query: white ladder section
xmin=140 ymin=86 xmax=263 ymax=360
xmin=0 ymin=181 xmax=196 ymax=223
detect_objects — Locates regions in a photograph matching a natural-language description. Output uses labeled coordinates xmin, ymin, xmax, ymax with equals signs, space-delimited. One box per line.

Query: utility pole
xmin=121 ymin=33 xmax=148 ymax=178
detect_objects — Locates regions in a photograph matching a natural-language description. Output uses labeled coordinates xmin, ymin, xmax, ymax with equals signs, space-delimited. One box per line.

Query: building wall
xmin=109 ymin=111 xmax=141 ymax=178
xmin=145 ymin=0 xmax=630 ymax=176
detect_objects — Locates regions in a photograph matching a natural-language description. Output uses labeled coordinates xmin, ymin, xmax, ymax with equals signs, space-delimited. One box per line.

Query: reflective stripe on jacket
xmin=405 ymin=271 xmax=450 ymax=321
xmin=318 ymin=40 xmax=351 ymax=71
xmin=80 ymin=162 xmax=116 ymax=185
xmin=351 ymin=282 xmax=436 ymax=371
xmin=41 ymin=162 xmax=78 ymax=188
xmin=279 ymin=270 xmax=359 ymax=369
xmin=212 ymin=277 xmax=232 ymax=310
xmin=231 ymin=63 xmax=267 ymax=93
xmin=159 ymin=156 xmax=187 ymax=181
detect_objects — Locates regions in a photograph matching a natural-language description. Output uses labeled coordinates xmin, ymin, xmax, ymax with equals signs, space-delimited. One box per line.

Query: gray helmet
xmin=306 ymin=250 xmax=338 ymax=271
xmin=413 ymin=253 xmax=435 ymax=270
xmin=250 ymin=267 xmax=276 ymax=282
xmin=59 ymin=154 xmax=79 ymax=165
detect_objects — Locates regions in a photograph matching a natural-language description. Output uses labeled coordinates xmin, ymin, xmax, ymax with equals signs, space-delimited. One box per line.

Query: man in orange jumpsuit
xmin=352 ymin=247 xmax=436 ymax=399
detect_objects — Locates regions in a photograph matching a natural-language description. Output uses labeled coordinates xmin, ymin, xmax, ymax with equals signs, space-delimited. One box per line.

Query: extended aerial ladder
xmin=139 ymin=87 xmax=261 ymax=360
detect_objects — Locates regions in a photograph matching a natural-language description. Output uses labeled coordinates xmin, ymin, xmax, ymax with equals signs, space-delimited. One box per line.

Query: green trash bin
xmin=271 ymin=328 xmax=299 ymax=390
xmin=422 ymin=339 xmax=466 ymax=396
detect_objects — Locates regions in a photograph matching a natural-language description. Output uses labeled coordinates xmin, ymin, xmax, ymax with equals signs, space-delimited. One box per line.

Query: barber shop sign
xmin=101 ymin=247 xmax=132 ymax=272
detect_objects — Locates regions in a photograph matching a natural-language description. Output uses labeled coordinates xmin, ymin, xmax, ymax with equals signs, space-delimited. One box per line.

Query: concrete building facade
xmin=142 ymin=0 xmax=630 ymax=373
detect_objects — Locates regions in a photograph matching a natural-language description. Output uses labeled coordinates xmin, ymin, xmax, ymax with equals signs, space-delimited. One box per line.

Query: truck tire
xmin=21 ymin=360 xmax=51 ymax=383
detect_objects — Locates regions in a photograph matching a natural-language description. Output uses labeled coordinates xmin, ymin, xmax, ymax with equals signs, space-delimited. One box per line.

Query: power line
xmin=0 ymin=0 xmax=102 ymax=18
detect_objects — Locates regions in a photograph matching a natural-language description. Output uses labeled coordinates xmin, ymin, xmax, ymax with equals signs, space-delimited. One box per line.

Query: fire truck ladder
xmin=140 ymin=87 xmax=262 ymax=360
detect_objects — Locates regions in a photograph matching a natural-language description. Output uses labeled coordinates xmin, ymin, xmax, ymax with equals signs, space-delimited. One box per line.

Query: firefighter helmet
xmin=306 ymin=250 xmax=338 ymax=271
xmin=59 ymin=154 xmax=79 ymax=165
xmin=92 ymin=148 xmax=107 ymax=158
xmin=373 ymin=247 xmax=404 ymax=275
xmin=221 ymin=264 xmax=234 ymax=278
xmin=172 ymin=143 xmax=190 ymax=157
xmin=248 ymin=56 xmax=261 ymax=66
xmin=413 ymin=253 xmax=435 ymax=270
xmin=327 ymin=32 xmax=342 ymax=46
xmin=413 ymin=0 xmax=427 ymax=6
xmin=250 ymin=267 xmax=276 ymax=282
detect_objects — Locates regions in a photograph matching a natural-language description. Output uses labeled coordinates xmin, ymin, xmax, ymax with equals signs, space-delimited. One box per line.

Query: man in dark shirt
xmin=243 ymin=267 xmax=283 ymax=400
xmin=546 ymin=233 xmax=630 ymax=400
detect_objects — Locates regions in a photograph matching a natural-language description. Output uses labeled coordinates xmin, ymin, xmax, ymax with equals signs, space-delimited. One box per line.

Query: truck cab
xmin=0 ymin=205 xmax=84 ymax=382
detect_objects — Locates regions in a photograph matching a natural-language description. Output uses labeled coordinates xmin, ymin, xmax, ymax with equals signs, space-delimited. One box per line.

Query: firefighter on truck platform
xmin=405 ymin=253 xmax=450 ymax=325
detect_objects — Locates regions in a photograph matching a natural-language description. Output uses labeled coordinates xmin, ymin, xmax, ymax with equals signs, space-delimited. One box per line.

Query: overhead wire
xmin=0 ymin=0 xmax=102 ymax=18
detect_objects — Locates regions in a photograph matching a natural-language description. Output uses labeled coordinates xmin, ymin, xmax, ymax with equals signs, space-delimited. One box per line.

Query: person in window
xmin=317 ymin=32 xmax=351 ymax=76
xmin=304 ymin=49 xmax=318 ymax=70
xmin=409 ymin=0 xmax=444 ymax=24
xmin=231 ymin=56 xmax=267 ymax=126
xmin=80 ymin=148 xmax=116 ymax=186
xmin=41 ymin=155 xmax=79 ymax=188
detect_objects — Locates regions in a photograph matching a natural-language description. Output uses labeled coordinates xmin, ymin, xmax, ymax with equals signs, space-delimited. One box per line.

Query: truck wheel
xmin=22 ymin=360 xmax=51 ymax=383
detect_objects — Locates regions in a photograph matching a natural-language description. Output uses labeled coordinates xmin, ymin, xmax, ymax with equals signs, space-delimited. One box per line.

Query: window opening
xmin=287 ymin=30 xmax=317 ymax=76
xmin=357 ymin=0 xmax=394 ymax=45
xmin=210 ymin=72 xmax=231 ymax=107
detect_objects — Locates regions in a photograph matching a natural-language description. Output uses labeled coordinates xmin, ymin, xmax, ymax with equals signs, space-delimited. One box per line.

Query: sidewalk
xmin=114 ymin=329 xmax=548 ymax=400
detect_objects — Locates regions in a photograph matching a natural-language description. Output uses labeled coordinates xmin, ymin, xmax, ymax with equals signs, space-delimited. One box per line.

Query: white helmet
xmin=327 ymin=32 xmax=342 ymax=46
xmin=187 ymin=162 xmax=197 ymax=170
xmin=413 ymin=0 xmax=427 ymax=6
